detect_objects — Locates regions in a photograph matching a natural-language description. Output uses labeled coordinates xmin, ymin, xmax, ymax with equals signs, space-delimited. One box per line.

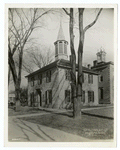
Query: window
xmin=59 ymin=42 xmax=63 ymax=53
xmin=55 ymin=44 xmax=58 ymax=55
xmin=88 ymin=74 xmax=93 ymax=84
xmin=65 ymin=69 xmax=71 ymax=80
xmin=64 ymin=43 xmax=67 ymax=54
xmin=88 ymin=91 xmax=94 ymax=103
xmin=82 ymin=91 xmax=85 ymax=103
xmin=45 ymin=90 xmax=52 ymax=104
xmin=99 ymin=75 xmax=103 ymax=82
xmin=38 ymin=74 xmax=42 ymax=85
xmin=100 ymin=87 xmax=104 ymax=99
xmin=31 ymin=77 xmax=34 ymax=86
xmin=65 ymin=90 xmax=70 ymax=103
xmin=46 ymin=71 xmax=51 ymax=83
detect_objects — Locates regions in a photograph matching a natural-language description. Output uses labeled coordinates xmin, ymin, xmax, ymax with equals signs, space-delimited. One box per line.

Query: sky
xmin=9 ymin=8 xmax=114 ymax=90
xmin=30 ymin=8 xmax=114 ymax=64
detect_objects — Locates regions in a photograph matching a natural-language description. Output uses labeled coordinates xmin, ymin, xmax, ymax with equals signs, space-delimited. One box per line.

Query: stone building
xmin=26 ymin=23 xmax=100 ymax=109
xmin=91 ymin=49 xmax=114 ymax=104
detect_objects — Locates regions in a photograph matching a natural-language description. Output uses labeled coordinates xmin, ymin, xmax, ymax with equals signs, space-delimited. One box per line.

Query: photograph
xmin=5 ymin=4 xmax=117 ymax=147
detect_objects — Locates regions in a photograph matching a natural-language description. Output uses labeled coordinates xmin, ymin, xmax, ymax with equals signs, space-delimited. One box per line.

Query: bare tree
xmin=26 ymin=47 xmax=54 ymax=70
xmin=63 ymin=8 xmax=77 ymax=118
xmin=63 ymin=8 xmax=103 ymax=118
xmin=8 ymin=8 xmax=52 ymax=111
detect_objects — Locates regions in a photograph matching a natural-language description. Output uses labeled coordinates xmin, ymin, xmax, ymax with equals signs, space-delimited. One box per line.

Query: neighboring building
xmin=8 ymin=91 xmax=15 ymax=104
xmin=26 ymin=23 xmax=100 ymax=109
xmin=91 ymin=49 xmax=114 ymax=104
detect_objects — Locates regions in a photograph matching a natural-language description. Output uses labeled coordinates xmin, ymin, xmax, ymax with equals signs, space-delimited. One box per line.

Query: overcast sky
xmin=9 ymin=8 xmax=114 ymax=90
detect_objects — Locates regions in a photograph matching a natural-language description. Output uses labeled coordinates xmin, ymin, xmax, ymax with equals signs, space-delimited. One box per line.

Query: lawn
xmin=8 ymin=107 xmax=44 ymax=116
xmin=82 ymin=107 xmax=114 ymax=119
xmin=20 ymin=111 xmax=114 ymax=140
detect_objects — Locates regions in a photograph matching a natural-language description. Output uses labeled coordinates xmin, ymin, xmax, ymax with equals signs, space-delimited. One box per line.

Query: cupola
xmin=54 ymin=22 xmax=68 ymax=60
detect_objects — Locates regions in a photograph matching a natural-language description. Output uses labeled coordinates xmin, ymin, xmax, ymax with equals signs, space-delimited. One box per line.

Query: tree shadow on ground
xmin=41 ymin=110 xmax=73 ymax=118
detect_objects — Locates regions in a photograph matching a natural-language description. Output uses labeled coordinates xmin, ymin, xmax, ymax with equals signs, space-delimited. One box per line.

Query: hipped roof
xmin=25 ymin=59 xmax=99 ymax=78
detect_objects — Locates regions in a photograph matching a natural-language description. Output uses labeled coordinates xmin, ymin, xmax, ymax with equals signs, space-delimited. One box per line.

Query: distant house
xmin=8 ymin=91 xmax=15 ymax=104
xmin=25 ymin=23 xmax=100 ymax=109
xmin=91 ymin=50 xmax=114 ymax=104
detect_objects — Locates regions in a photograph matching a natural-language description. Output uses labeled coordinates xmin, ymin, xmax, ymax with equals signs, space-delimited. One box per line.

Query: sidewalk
xmin=8 ymin=116 xmax=90 ymax=142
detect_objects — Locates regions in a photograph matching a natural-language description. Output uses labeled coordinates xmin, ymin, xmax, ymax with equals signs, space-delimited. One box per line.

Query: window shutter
xmin=88 ymin=91 xmax=90 ymax=103
xmin=88 ymin=74 xmax=90 ymax=83
xmin=91 ymin=91 xmax=94 ymax=102
xmin=45 ymin=91 xmax=47 ymax=104
xmin=46 ymin=72 xmax=48 ymax=82
xmin=49 ymin=90 xmax=52 ymax=104
xmin=49 ymin=71 xmax=51 ymax=82
xmin=40 ymin=74 xmax=42 ymax=84
xmin=91 ymin=75 xmax=93 ymax=83
xmin=65 ymin=90 xmax=67 ymax=103
xmin=82 ymin=73 xmax=84 ymax=83
xmin=65 ymin=70 xmax=68 ymax=80
xmin=82 ymin=91 xmax=85 ymax=103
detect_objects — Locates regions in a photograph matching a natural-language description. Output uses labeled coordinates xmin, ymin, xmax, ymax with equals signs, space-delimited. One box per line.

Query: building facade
xmin=26 ymin=59 xmax=99 ymax=109
xmin=26 ymin=23 xmax=114 ymax=109
xmin=26 ymin=23 xmax=100 ymax=109
xmin=91 ymin=49 xmax=114 ymax=104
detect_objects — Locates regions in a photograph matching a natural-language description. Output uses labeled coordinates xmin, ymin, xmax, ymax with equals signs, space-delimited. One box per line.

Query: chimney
xmin=88 ymin=64 xmax=91 ymax=69
xmin=93 ymin=60 xmax=97 ymax=67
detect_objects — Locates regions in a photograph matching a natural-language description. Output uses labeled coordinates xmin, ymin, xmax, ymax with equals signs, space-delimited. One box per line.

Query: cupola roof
xmin=57 ymin=22 xmax=65 ymax=41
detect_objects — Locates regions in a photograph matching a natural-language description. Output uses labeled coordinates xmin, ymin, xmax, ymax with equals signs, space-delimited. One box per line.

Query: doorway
xmin=36 ymin=89 xmax=42 ymax=107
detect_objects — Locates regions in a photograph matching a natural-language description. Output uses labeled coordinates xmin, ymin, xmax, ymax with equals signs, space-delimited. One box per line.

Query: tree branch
xmin=62 ymin=8 xmax=70 ymax=16
xmin=84 ymin=8 xmax=103 ymax=33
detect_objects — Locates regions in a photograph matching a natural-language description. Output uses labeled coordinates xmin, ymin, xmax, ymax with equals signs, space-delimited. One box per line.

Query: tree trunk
xmin=77 ymin=50 xmax=83 ymax=117
xmin=70 ymin=54 xmax=77 ymax=118
xmin=15 ymin=81 xmax=21 ymax=111
xmin=63 ymin=8 xmax=102 ymax=118
xmin=76 ymin=8 xmax=85 ymax=118
xmin=8 ymin=66 xmax=11 ymax=85
xmin=69 ymin=8 xmax=78 ymax=118
xmin=9 ymin=48 xmax=22 ymax=111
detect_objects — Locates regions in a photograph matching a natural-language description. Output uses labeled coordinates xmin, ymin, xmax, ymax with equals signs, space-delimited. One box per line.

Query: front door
xmin=37 ymin=89 xmax=42 ymax=107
